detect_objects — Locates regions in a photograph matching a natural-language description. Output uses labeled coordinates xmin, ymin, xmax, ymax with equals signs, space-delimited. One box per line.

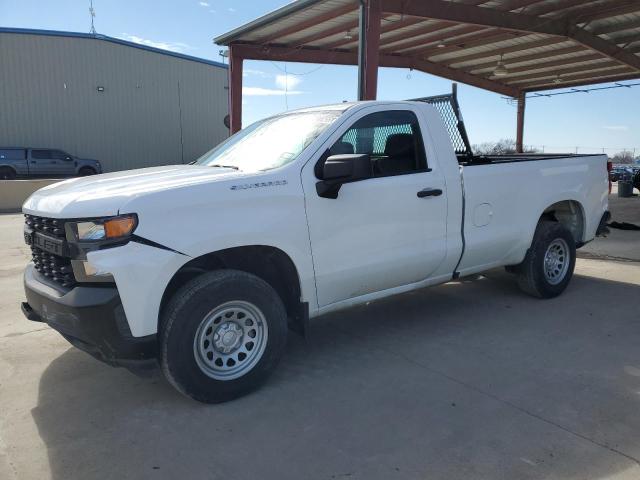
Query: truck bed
xmin=458 ymin=153 xmax=603 ymax=166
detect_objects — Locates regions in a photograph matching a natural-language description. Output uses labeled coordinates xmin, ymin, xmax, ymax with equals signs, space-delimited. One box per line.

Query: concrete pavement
xmin=1 ymin=205 xmax=640 ymax=479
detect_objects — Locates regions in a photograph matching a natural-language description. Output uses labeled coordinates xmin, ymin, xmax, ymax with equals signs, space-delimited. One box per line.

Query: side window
xmin=31 ymin=149 xmax=52 ymax=160
xmin=50 ymin=150 xmax=69 ymax=160
xmin=329 ymin=110 xmax=428 ymax=178
xmin=0 ymin=149 xmax=26 ymax=160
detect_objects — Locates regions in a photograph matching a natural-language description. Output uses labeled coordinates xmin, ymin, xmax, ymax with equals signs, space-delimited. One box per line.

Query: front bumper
xmin=22 ymin=264 xmax=157 ymax=370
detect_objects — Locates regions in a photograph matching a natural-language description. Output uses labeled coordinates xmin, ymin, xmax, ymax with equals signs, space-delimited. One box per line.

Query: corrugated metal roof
xmin=1 ymin=27 xmax=228 ymax=69
xmin=214 ymin=0 xmax=640 ymax=94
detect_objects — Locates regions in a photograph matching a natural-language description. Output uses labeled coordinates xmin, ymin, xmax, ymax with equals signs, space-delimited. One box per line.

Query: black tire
xmin=160 ymin=270 xmax=288 ymax=403
xmin=78 ymin=167 xmax=96 ymax=176
xmin=516 ymin=221 xmax=576 ymax=299
xmin=0 ymin=167 xmax=16 ymax=180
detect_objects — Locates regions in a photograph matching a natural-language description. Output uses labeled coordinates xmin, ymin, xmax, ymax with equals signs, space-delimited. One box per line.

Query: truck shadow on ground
xmin=32 ymin=269 xmax=640 ymax=480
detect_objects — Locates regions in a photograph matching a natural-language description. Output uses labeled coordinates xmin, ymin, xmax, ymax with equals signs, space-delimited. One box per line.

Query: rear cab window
xmin=329 ymin=110 xmax=429 ymax=178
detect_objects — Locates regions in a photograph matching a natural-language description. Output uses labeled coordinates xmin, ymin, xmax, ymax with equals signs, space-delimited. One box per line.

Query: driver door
xmin=50 ymin=150 xmax=77 ymax=176
xmin=302 ymin=107 xmax=448 ymax=307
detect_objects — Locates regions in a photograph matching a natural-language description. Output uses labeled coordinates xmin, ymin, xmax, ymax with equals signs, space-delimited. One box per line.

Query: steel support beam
xmin=523 ymin=73 xmax=640 ymax=91
xmin=516 ymin=91 xmax=526 ymax=153
xmin=358 ymin=0 xmax=381 ymax=100
xmin=228 ymin=45 xmax=243 ymax=134
xmin=380 ymin=0 xmax=640 ymax=72
xmin=231 ymin=43 xmax=520 ymax=97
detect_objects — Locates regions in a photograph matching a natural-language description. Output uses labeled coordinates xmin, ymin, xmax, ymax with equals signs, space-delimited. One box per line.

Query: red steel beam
xmin=522 ymin=72 xmax=640 ymax=91
xmin=499 ymin=0 xmax=549 ymax=12
xmin=526 ymin=0 xmax=599 ymax=17
xmin=228 ymin=45 xmax=243 ymax=134
xmin=607 ymin=31 xmax=640 ymax=46
xmin=230 ymin=43 xmax=520 ymax=97
xmin=381 ymin=0 xmax=640 ymax=71
xmin=592 ymin=18 xmax=640 ymax=36
xmin=571 ymin=1 xmax=640 ymax=24
xmin=410 ymin=57 xmax=520 ymax=96
xmin=505 ymin=63 xmax=631 ymax=84
xmin=361 ymin=0 xmax=382 ymax=100
xmin=381 ymin=0 xmax=567 ymax=36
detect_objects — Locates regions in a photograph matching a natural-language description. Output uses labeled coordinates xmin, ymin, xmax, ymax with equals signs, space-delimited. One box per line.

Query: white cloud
xmin=119 ymin=33 xmax=191 ymax=53
xmin=243 ymin=87 xmax=303 ymax=96
xmin=199 ymin=1 xmax=210 ymax=6
xmin=603 ymin=125 xmax=629 ymax=131
xmin=243 ymin=68 xmax=269 ymax=78
xmin=228 ymin=7 xmax=236 ymax=12
xmin=275 ymin=74 xmax=301 ymax=90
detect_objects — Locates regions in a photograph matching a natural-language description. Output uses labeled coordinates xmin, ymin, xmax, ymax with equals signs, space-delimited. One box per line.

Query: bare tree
xmin=610 ymin=151 xmax=635 ymax=164
xmin=473 ymin=139 xmax=539 ymax=155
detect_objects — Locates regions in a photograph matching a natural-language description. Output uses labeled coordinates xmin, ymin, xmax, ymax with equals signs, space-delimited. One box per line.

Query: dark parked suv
xmin=0 ymin=148 xmax=102 ymax=179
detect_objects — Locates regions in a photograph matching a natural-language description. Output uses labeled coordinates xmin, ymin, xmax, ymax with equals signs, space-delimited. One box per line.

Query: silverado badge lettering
xmin=230 ymin=180 xmax=287 ymax=190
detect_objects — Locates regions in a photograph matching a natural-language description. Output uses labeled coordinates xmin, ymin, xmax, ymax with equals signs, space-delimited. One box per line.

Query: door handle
xmin=417 ymin=188 xmax=442 ymax=198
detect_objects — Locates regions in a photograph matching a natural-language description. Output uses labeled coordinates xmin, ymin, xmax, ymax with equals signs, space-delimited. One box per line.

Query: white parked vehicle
xmin=21 ymin=94 xmax=610 ymax=402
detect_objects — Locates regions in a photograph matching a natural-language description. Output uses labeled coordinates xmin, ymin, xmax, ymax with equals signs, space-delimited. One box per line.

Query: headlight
xmin=68 ymin=214 xmax=137 ymax=242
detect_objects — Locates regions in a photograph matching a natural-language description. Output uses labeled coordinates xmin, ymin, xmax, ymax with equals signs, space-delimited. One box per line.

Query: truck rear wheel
xmin=160 ymin=270 xmax=288 ymax=403
xmin=516 ymin=221 xmax=576 ymax=298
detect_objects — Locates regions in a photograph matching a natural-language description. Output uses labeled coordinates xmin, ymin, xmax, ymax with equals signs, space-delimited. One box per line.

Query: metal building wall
xmin=0 ymin=32 xmax=229 ymax=172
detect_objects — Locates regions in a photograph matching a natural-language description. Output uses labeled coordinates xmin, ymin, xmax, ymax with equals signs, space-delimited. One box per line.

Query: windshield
xmin=196 ymin=110 xmax=343 ymax=172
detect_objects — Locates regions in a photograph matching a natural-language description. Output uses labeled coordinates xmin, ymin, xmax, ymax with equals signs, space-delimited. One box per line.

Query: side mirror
xmin=316 ymin=154 xmax=372 ymax=199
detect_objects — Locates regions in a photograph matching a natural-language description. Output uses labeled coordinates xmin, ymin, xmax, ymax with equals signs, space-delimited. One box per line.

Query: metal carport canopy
xmin=215 ymin=0 xmax=640 ymax=151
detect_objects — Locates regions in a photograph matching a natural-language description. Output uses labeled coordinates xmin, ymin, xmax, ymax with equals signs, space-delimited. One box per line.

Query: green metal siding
xmin=0 ymin=32 xmax=228 ymax=172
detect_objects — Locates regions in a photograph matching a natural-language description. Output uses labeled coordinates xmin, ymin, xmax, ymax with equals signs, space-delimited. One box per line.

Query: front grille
xmin=25 ymin=215 xmax=76 ymax=288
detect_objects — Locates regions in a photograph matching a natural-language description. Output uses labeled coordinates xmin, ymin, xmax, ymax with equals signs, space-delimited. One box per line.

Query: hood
xmin=23 ymin=165 xmax=241 ymax=218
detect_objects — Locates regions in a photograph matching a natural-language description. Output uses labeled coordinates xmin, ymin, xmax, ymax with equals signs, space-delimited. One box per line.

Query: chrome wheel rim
xmin=543 ymin=238 xmax=570 ymax=285
xmin=193 ymin=301 xmax=268 ymax=381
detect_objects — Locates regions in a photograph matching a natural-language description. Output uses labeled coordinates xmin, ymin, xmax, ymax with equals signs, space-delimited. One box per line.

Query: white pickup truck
xmin=21 ymin=95 xmax=610 ymax=403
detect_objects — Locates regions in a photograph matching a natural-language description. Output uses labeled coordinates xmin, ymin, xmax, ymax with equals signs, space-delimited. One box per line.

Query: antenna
xmin=89 ymin=0 xmax=97 ymax=34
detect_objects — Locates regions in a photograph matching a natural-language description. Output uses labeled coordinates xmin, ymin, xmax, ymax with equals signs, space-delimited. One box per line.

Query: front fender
xmin=87 ymin=242 xmax=192 ymax=337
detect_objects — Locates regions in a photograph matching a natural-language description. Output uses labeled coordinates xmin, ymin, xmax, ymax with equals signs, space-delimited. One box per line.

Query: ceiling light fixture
xmin=437 ymin=40 xmax=446 ymax=48
xmin=493 ymin=54 xmax=508 ymax=76
xmin=344 ymin=31 xmax=353 ymax=40
xmin=553 ymin=75 xmax=562 ymax=84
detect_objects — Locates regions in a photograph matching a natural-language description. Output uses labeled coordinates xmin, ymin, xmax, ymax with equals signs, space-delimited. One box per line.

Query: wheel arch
xmin=539 ymin=199 xmax=586 ymax=245
xmin=78 ymin=166 xmax=96 ymax=175
xmin=160 ymin=245 xmax=307 ymax=336
xmin=0 ymin=165 xmax=17 ymax=177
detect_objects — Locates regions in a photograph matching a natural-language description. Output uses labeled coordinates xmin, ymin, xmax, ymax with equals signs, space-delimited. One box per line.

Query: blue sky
xmin=1 ymin=0 xmax=638 ymax=155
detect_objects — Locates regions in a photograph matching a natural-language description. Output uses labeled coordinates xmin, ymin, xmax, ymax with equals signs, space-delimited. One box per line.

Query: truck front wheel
xmin=160 ymin=270 xmax=288 ymax=403
xmin=515 ymin=221 xmax=576 ymax=298
xmin=78 ymin=167 xmax=96 ymax=176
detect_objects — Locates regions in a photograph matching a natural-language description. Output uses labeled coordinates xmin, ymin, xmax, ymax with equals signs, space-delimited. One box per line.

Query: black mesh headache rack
xmin=409 ymin=83 xmax=474 ymax=161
